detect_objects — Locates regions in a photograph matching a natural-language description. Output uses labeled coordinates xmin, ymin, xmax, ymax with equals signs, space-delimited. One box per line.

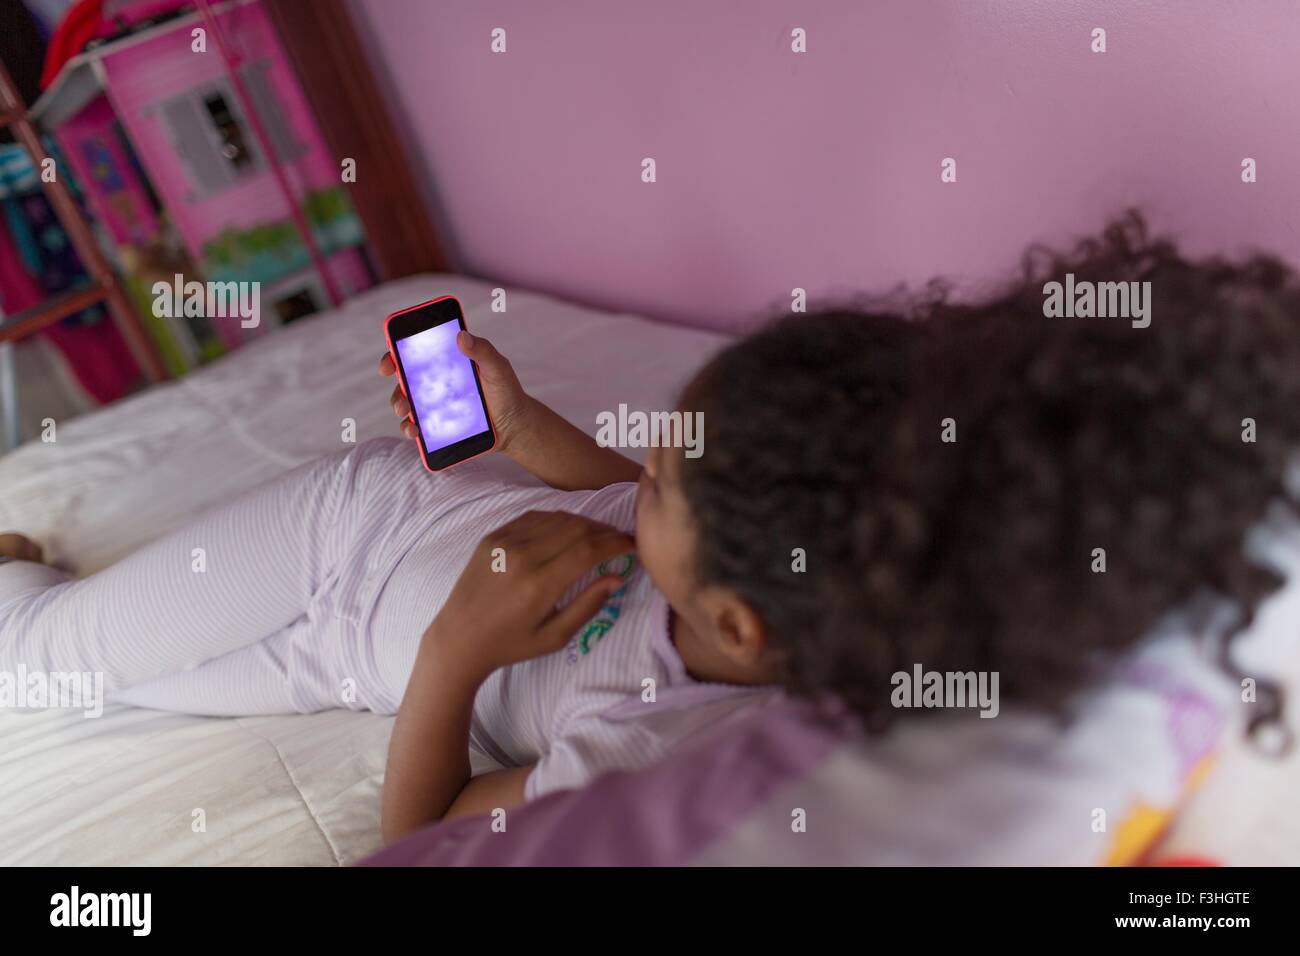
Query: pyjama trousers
xmin=0 ymin=438 xmax=461 ymax=715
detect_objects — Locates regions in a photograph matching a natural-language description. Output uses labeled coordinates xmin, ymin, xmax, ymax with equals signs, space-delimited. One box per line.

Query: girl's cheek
xmin=634 ymin=485 xmax=654 ymax=540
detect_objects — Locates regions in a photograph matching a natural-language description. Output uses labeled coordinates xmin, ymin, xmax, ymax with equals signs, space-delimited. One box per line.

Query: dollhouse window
xmin=202 ymin=93 xmax=253 ymax=170
xmin=158 ymin=61 xmax=305 ymax=202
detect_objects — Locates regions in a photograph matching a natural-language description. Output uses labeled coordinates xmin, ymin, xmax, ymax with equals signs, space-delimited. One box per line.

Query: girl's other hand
xmin=0 ymin=533 xmax=43 ymax=562
xmin=424 ymin=511 xmax=635 ymax=681
xmin=378 ymin=331 xmax=533 ymax=453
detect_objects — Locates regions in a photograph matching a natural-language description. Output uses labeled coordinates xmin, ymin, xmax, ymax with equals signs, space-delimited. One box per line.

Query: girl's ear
xmin=700 ymin=587 xmax=769 ymax=670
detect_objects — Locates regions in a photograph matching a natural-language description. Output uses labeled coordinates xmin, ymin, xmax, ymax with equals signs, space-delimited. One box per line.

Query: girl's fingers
xmin=379 ymin=352 xmax=395 ymax=376
xmin=457 ymin=331 xmax=511 ymax=380
xmin=507 ymin=510 xmax=585 ymax=549
xmin=537 ymin=534 xmax=636 ymax=597
xmin=0 ymin=533 xmax=42 ymax=563
xmin=508 ymin=512 xmax=624 ymax=559
xmin=389 ymin=381 xmax=415 ymax=436
xmin=538 ymin=575 xmax=625 ymax=650
xmin=456 ymin=329 xmax=480 ymax=359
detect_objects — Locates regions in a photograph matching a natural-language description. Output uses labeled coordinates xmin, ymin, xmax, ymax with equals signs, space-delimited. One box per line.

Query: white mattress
xmin=0 ymin=274 xmax=730 ymax=865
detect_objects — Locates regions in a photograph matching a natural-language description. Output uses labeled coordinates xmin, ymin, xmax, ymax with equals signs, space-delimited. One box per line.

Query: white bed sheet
xmin=0 ymin=274 xmax=730 ymax=865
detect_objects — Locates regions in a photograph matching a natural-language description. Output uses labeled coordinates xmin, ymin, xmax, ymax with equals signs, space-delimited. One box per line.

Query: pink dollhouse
xmin=31 ymin=0 xmax=372 ymax=371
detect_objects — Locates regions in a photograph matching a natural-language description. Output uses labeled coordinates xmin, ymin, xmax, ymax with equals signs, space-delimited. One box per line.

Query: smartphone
xmin=384 ymin=296 xmax=496 ymax=472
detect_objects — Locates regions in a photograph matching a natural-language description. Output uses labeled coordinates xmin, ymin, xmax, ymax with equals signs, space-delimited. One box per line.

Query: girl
xmin=0 ymin=300 xmax=917 ymax=842
xmin=2 ymin=214 xmax=1296 ymax=846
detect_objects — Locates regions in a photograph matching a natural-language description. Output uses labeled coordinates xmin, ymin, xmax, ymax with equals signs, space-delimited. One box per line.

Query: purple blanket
xmin=363 ymin=698 xmax=846 ymax=866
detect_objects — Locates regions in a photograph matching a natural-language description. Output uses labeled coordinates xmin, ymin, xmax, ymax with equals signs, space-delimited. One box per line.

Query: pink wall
xmin=349 ymin=0 xmax=1300 ymax=333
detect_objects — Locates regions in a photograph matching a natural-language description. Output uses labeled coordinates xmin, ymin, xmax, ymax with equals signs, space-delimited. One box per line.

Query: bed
xmin=0 ymin=274 xmax=730 ymax=865
xmin=4 ymin=274 xmax=1298 ymax=866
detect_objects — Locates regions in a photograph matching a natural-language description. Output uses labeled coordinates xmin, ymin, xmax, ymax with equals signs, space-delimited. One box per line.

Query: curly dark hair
xmin=680 ymin=212 xmax=1300 ymax=744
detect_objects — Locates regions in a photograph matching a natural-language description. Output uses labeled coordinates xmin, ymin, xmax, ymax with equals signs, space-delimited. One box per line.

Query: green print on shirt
xmin=575 ymin=553 xmax=638 ymax=657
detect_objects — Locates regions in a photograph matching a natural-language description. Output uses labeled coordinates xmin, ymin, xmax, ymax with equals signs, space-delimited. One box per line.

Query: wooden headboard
xmin=264 ymin=0 xmax=449 ymax=282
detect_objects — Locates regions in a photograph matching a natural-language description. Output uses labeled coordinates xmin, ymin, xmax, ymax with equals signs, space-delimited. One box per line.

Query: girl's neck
xmin=667 ymin=606 xmax=703 ymax=680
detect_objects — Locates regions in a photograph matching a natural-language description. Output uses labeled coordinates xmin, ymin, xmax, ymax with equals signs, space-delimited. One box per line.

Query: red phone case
xmin=384 ymin=296 xmax=497 ymax=473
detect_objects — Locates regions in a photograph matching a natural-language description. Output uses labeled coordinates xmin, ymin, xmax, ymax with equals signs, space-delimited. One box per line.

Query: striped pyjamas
xmin=0 ymin=438 xmax=764 ymax=796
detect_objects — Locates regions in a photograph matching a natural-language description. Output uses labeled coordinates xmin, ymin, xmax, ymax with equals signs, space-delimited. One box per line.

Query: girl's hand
xmin=425 ymin=511 xmax=635 ymax=682
xmin=378 ymin=330 xmax=534 ymax=454
xmin=0 ymin=533 xmax=43 ymax=562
